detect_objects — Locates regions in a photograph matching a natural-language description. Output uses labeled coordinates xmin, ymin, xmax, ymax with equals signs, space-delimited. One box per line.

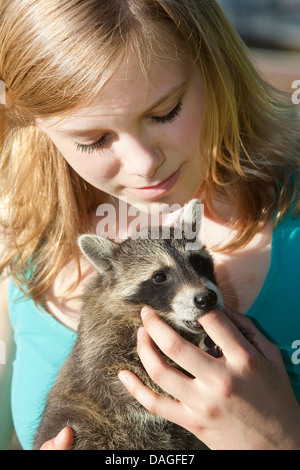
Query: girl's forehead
xmin=43 ymin=51 xmax=195 ymax=128
xmin=87 ymin=51 xmax=192 ymax=108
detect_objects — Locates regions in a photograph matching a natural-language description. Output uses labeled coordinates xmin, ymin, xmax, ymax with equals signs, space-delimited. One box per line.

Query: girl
xmin=0 ymin=0 xmax=299 ymax=450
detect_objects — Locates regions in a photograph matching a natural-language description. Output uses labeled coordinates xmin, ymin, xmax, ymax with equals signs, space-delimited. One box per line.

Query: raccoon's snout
xmin=194 ymin=289 xmax=218 ymax=312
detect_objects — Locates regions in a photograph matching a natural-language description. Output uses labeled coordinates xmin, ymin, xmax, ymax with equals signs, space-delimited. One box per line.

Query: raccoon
xmin=34 ymin=200 xmax=223 ymax=450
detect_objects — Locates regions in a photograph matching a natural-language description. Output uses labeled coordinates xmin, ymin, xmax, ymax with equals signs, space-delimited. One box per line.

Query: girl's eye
xmin=75 ymin=100 xmax=183 ymax=154
xmin=75 ymin=133 xmax=109 ymax=154
xmin=150 ymin=100 xmax=182 ymax=124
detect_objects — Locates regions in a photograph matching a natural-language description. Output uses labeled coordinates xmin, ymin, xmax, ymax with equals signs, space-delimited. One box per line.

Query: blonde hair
xmin=0 ymin=0 xmax=299 ymax=305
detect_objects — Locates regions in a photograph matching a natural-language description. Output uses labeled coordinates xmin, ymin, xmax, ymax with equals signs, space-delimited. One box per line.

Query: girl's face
xmin=38 ymin=51 xmax=206 ymax=209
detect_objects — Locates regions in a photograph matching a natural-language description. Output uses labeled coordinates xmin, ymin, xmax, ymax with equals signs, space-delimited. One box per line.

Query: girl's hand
xmin=39 ymin=427 xmax=74 ymax=450
xmin=119 ymin=307 xmax=300 ymax=450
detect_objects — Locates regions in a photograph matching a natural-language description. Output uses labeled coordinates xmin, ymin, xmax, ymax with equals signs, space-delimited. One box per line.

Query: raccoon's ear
xmin=179 ymin=198 xmax=200 ymax=231
xmin=78 ymin=234 xmax=118 ymax=273
xmin=179 ymin=199 xmax=203 ymax=251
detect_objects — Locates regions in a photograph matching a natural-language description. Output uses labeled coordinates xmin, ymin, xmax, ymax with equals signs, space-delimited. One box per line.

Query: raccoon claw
xmin=204 ymin=334 xmax=223 ymax=358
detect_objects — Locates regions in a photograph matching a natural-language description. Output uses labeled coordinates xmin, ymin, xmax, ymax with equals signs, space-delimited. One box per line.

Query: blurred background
xmin=217 ymin=0 xmax=300 ymax=94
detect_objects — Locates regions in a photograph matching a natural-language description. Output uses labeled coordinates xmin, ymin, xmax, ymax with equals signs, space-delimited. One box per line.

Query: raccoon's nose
xmin=194 ymin=290 xmax=218 ymax=312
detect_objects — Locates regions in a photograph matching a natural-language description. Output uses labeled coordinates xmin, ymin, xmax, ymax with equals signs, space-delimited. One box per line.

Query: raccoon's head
xmin=78 ymin=200 xmax=223 ymax=335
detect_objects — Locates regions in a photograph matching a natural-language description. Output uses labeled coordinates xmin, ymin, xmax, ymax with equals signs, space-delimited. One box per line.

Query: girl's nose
xmin=114 ymin=134 xmax=165 ymax=178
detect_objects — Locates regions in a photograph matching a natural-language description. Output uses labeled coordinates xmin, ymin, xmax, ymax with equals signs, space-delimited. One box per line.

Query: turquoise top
xmin=7 ymin=212 xmax=300 ymax=450
xmin=8 ymin=289 xmax=77 ymax=450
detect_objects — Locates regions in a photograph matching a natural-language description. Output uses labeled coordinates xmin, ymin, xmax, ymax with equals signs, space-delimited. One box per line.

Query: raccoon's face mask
xmin=78 ymin=200 xmax=223 ymax=334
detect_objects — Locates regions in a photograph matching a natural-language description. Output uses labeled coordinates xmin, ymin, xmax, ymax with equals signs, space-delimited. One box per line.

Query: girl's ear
xmin=35 ymin=118 xmax=47 ymax=134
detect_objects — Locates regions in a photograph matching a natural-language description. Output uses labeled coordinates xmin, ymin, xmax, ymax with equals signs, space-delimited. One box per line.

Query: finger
xmin=136 ymin=326 xmax=199 ymax=403
xmin=197 ymin=309 xmax=258 ymax=360
xmin=140 ymin=307 xmax=223 ymax=379
xmin=118 ymin=370 xmax=195 ymax=432
xmin=40 ymin=427 xmax=74 ymax=450
xmin=222 ymin=308 xmax=282 ymax=364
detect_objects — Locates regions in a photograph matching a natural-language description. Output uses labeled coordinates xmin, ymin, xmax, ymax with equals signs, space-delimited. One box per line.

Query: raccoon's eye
xmin=153 ymin=272 xmax=167 ymax=283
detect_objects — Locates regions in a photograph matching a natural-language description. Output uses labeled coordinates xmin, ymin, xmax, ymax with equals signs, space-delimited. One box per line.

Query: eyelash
xmin=75 ymin=100 xmax=183 ymax=154
xmin=76 ymin=135 xmax=109 ymax=154
xmin=150 ymin=100 xmax=182 ymax=124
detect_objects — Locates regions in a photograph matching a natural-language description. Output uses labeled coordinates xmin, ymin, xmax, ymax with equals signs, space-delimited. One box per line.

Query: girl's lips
xmin=127 ymin=167 xmax=182 ymax=200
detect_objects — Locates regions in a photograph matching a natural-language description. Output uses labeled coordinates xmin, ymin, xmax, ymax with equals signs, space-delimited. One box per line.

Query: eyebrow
xmin=56 ymin=79 xmax=189 ymax=138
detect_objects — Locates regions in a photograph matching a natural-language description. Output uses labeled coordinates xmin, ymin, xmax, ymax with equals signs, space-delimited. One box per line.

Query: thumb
xmin=40 ymin=427 xmax=74 ymax=450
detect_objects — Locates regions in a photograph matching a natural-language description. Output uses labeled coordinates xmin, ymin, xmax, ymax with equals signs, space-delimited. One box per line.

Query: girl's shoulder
xmin=42 ymin=255 xmax=97 ymax=332
xmin=0 ymin=242 xmax=9 ymax=319
xmin=276 ymin=208 xmax=300 ymax=252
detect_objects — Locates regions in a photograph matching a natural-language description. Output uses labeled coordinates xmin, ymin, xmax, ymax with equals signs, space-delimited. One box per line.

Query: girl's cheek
xmin=64 ymin=149 xmax=121 ymax=184
xmin=48 ymin=134 xmax=120 ymax=189
xmin=170 ymin=115 xmax=202 ymax=150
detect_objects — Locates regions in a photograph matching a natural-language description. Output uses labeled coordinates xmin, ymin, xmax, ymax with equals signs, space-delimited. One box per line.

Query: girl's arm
xmin=119 ymin=306 xmax=300 ymax=450
xmin=0 ymin=275 xmax=15 ymax=450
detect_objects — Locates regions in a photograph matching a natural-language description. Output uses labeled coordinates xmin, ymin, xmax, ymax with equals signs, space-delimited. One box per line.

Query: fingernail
xmin=141 ymin=306 xmax=150 ymax=320
xmin=118 ymin=371 xmax=129 ymax=386
xmin=137 ymin=327 xmax=144 ymax=340
xmin=54 ymin=428 xmax=66 ymax=446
